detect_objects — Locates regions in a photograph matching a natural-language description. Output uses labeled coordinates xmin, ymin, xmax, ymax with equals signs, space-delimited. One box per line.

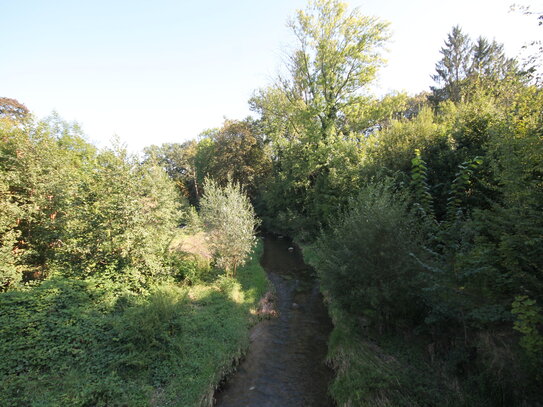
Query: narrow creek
xmin=215 ymin=234 xmax=334 ymax=407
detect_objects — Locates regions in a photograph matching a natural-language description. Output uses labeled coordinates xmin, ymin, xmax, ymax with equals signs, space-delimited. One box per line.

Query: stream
xmin=214 ymin=235 xmax=334 ymax=407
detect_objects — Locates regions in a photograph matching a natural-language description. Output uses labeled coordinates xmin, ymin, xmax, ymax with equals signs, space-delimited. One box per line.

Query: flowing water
xmin=215 ymin=235 xmax=334 ymax=407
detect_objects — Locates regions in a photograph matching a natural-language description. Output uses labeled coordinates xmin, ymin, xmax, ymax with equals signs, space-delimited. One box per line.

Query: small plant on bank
xmin=200 ymin=178 xmax=260 ymax=277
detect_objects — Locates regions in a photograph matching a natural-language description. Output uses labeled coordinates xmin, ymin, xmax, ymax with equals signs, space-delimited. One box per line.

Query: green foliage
xmin=325 ymin=319 xmax=489 ymax=407
xmin=305 ymin=46 xmax=542 ymax=403
xmin=411 ymin=148 xmax=435 ymax=219
xmin=0 ymin=114 xmax=186 ymax=289
xmin=2 ymin=5 xmax=543 ymax=406
xmin=453 ymin=87 xmax=543 ymax=307
xmin=0 ymin=277 xmax=137 ymax=407
xmin=0 ymin=171 xmax=22 ymax=288
xmin=445 ymin=156 xmax=483 ymax=224
xmin=259 ymin=129 xmax=365 ymax=235
xmin=431 ymin=25 xmax=473 ymax=103
xmin=0 ymin=114 xmax=94 ymax=287
xmin=366 ymin=106 xmax=448 ymax=173
xmin=303 ymin=245 xmax=482 ymax=407
xmin=511 ymin=296 xmax=543 ymax=364
xmin=200 ymin=178 xmax=260 ymax=277
xmin=198 ymin=119 xmax=272 ymax=201
xmin=0 ymin=243 xmax=268 ymax=407
xmin=409 ymin=148 xmax=484 ymax=225
xmin=408 ymin=148 xmax=499 ymax=339
xmin=251 ymin=0 xmax=390 ymax=235
xmin=431 ymin=26 xmax=518 ymax=104
xmin=145 ymin=119 xmax=272 ymax=207
xmin=316 ymin=181 xmax=424 ymax=329
xmin=174 ymin=255 xmax=214 ymax=285
xmin=252 ymin=0 xmax=390 ymax=140
xmin=144 ymin=141 xmax=202 ymax=205
xmin=55 ymin=145 xmax=185 ymax=284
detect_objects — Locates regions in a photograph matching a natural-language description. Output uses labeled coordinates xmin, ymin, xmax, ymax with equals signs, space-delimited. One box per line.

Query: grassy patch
xmin=170 ymin=230 xmax=212 ymax=261
xmin=323 ymin=304 xmax=482 ymax=407
xmin=0 ymin=241 xmax=268 ymax=407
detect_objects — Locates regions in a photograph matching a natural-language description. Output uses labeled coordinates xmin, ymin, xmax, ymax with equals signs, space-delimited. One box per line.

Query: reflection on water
xmin=214 ymin=235 xmax=334 ymax=407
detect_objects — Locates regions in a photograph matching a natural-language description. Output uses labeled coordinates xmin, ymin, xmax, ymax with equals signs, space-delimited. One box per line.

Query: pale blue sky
xmin=2 ymin=0 xmax=540 ymax=152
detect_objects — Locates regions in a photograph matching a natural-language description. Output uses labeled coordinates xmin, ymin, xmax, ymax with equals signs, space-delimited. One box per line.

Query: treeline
xmin=0 ymin=113 xmax=184 ymax=289
xmin=143 ymin=1 xmax=542 ymax=405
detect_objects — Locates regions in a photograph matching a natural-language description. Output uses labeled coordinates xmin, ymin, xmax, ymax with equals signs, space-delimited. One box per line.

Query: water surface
xmin=215 ymin=235 xmax=334 ymax=407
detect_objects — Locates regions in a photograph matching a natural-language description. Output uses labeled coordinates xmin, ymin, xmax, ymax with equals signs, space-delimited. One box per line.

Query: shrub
xmin=199 ymin=178 xmax=260 ymax=277
xmin=315 ymin=181 xmax=425 ymax=330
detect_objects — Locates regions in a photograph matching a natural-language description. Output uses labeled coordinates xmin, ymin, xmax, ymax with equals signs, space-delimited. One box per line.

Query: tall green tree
xmin=470 ymin=37 xmax=513 ymax=79
xmin=253 ymin=0 xmax=389 ymax=138
xmin=431 ymin=26 xmax=473 ymax=103
xmin=251 ymin=0 xmax=390 ymax=233
xmin=431 ymin=26 xmax=519 ymax=104
xmin=197 ymin=119 xmax=272 ymax=201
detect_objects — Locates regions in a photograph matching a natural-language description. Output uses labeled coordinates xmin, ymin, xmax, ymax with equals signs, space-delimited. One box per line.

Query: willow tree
xmin=251 ymin=0 xmax=390 ymax=232
xmin=200 ymin=179 xmax=259 ymax=277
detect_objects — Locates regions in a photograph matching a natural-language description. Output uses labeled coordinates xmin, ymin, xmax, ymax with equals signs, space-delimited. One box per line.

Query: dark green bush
xmin=315 ymin=181 xmax=425 ymax=330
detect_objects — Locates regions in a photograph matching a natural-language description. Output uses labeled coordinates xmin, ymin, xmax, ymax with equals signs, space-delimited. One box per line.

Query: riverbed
xmin=214 ymin=235 xmax=334 ymax=407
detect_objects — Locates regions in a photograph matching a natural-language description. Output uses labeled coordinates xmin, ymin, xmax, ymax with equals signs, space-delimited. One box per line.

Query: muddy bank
xmin=214 ymin=235 xmax=334 ymax=407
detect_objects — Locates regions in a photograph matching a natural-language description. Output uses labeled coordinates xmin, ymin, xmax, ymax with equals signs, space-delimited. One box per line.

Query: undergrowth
xmin=0 ymin=241 xmax=268 ymax=407
xmin=302 ymin=244 xmax=491 ymax=407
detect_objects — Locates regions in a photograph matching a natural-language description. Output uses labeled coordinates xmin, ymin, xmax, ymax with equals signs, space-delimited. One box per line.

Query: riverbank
xmin=301 ymin=244 xmax=494 ymax=407
xmin=0 ymin=242 xmax=268 ymax=407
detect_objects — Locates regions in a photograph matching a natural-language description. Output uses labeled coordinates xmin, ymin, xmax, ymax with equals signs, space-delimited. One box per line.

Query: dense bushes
xmin=315 ymin=182 xmax=425 ymax=330
xmin=308 ymin=82 xmax=543 ymax=404
xmin=0 ymin=116 xmax=186 ymax=289
xmin=56 ymin=149 xmax=184 ymax=282
xmin=1 ymin=106 xmax=275 ymax=406
xmin=1 ymin=111 xmax=268 ymax=406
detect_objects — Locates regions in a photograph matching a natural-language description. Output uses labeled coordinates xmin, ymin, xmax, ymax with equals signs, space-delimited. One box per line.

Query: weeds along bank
xmin=301 ymin=178 xmax=542 ymax=407
xmin=0 ymin=243 xmax=268 ymax=407
xmin=303 ymin=242 xmax=499 ymax=407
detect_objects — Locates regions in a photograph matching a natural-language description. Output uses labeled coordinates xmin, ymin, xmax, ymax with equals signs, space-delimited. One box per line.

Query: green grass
xmin=323 ymin=304 xmax=474 ymax=407
xmin=0 ymin=241 xmax=268 ymax=407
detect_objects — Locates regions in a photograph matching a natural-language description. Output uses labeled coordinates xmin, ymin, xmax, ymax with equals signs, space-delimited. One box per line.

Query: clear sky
xmin=2 ymin=0 xmax=540 ymax=152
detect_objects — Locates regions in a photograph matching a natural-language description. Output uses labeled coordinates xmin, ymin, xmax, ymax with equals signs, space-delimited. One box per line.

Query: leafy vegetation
xmin=315 ymin=182 xmax=425 ymax=330
xmin=200 ymin=178 xmax=260 ymax=277
xmin=0 ymin=243 xmax=267 ymax=407
xmin=277 ymin=2 xmax=542 ymax=406
xmin=0 ymin=112 xmax=267 ymax=405
xmin=2 ymin=0 xmax=543 ymax=405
